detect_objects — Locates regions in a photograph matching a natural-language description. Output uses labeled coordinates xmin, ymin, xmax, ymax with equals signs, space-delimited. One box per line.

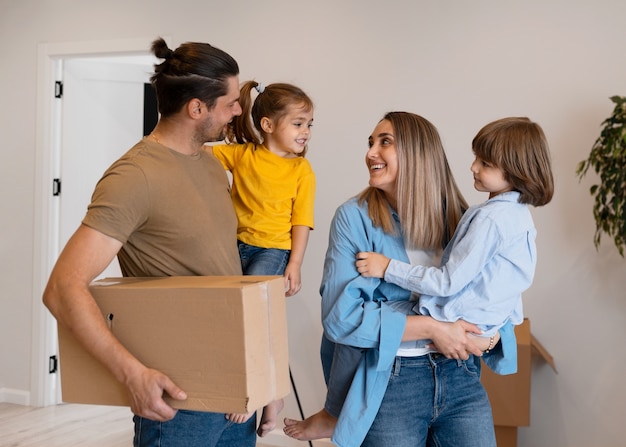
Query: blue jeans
xmin=237 ymin=241 xmax=290 ymax=275
xmin=320 ymin=335 xmax=495 ymax=447
xmin=133 ymin=411 xmax=256 ymax=447
xmin=362 ymin=354 xmax=495 ymax=447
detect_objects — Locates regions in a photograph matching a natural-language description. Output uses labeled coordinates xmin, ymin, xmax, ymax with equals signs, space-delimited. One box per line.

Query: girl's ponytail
xmin=228 ymin=81 xmax=262 ymax=144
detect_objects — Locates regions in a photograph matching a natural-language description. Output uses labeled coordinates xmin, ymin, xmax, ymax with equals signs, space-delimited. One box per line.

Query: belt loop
xmin=392 ymin=356 xmax=401 ymax=376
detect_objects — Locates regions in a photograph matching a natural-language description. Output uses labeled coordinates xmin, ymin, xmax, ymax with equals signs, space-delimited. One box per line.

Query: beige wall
xmin=1 ymin=1 xmax=625 ymax=446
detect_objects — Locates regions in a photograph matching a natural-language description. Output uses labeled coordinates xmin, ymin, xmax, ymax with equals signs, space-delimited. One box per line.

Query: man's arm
xmin=43 ymin=224 xmax=186 ymax=421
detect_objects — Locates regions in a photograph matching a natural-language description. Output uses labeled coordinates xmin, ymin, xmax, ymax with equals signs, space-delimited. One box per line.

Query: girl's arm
xmin=209 ymin=144 xmax=236 ymax=171
xmin=284 ymin=225 xmax=310 ymax=296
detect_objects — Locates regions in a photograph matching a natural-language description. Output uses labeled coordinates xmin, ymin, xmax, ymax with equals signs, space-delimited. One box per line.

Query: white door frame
xmin=31 ymin=37 xmax=168 ymax=407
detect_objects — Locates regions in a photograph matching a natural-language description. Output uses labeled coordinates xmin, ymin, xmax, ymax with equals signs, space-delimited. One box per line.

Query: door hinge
xmin=49 ymin=355 xmax=58 ymax=374
xmin=54 ymin=81 xmax=63 ymax=98
xmin=53 ymin=178 xmax=61 ymax=196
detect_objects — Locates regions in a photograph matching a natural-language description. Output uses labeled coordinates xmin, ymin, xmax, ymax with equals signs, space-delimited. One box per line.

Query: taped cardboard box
xmin=58 ymin=275 xmax=289 ymax=414
xmin=481 ymin=319 xmax=557 ymax=447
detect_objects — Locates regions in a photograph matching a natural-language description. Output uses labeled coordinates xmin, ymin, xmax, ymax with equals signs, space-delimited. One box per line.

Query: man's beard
xmin=195 ymin=116 xmax=227 ymax=144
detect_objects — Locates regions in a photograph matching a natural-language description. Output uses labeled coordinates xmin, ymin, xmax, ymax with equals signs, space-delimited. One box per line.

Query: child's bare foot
xmin=225 ymin=411 xmax=255 ymax=424
xmin=283 ymin=408 xmax=337 ymax=441
xmin=257 ymin=399 xmax=285 ymax=437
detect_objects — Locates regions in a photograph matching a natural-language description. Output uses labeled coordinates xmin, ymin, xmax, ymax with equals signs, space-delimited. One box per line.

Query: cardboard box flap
xmin=531 ymin=334 xmax=557 ymax=373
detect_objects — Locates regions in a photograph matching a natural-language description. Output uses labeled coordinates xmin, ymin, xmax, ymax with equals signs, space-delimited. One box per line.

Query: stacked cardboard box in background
xmin=481 ymin=319 xmax=557 ymax=447
xmin=58 ymin=276 xmax=289 ymax=414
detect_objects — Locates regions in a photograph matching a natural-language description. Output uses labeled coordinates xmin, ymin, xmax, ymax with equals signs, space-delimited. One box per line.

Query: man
xmin=43 ymin=37 xmax=251 ymax=446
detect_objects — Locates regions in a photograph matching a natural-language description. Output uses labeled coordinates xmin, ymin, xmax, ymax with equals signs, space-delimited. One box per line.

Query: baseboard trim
xmin=0 ymin=388 xmax=31 ymax=406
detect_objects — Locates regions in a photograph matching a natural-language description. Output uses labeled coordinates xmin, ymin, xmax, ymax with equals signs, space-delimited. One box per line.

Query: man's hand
xmin=126 ymin=366 xmax=187 ymax=421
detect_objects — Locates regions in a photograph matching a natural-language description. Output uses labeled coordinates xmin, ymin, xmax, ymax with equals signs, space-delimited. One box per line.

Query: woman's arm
xmin=321 ymin=201 xmax=410 ymax=349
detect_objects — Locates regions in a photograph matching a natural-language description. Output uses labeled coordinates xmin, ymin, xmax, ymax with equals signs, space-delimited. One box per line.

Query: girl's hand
xmin=284 ymin=263 xmax=301 ymax=297
xmin=355 ymin=252 xmax=391 ymax=278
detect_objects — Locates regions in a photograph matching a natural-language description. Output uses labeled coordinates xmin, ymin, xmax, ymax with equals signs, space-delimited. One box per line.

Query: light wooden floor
xmin=0 ymin=402 xmax=133 ymax=446
xmin=0 ymin=403 xmax=324 ymax=447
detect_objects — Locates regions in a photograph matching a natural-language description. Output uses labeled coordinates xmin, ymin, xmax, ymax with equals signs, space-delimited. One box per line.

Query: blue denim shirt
xmin=385 ymin=191 xmax=535 ymax=337
xmin=321 ymin=197 xmax=517 ymax=447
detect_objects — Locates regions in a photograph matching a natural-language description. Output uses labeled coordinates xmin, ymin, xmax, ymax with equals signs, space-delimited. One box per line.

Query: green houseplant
xmin=576 ymin=95 xmax=626 ymax=257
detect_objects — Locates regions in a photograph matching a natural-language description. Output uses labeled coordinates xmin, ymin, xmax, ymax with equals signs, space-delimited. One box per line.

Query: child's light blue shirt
xmin=385 ymin=191 xmax=535 ymax=337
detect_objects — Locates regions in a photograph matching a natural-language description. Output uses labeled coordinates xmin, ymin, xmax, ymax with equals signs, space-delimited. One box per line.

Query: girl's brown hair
xmin=472 ymin=117 xmax=554 ymax=206
xmin=228 ymin=81 xmax=314 ymax=157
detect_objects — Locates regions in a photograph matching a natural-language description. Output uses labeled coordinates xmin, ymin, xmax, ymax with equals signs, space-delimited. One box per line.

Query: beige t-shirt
xmin=83 ymin=137 xmax=242 ymax=277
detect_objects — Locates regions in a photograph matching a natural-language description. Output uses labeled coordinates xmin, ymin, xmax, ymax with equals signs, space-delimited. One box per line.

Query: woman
xmin=284 ymin=112 xmax=516 ymax=447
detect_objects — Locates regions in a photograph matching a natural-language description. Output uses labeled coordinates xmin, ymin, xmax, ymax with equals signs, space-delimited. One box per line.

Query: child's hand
xmin=284 ymin=263 xmax=302 ymax=297
xmin=355 ymin=252 xmax=391 ymax=278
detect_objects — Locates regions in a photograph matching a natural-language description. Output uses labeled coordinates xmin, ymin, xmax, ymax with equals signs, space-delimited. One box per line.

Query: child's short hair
xmin=472 ymin=117 xmax=554 ymax=206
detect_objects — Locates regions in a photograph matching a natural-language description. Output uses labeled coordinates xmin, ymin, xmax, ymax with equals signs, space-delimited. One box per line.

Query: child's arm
xmin=284 ymin=225 xmax=310 ymax=297
xmin=209 ymin=144 xmax=234 ymax=171
xmin=356 ymin=252 xmax=391 ymax=278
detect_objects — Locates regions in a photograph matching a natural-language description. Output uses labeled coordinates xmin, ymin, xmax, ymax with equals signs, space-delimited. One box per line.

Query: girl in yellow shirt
xmin=210 ymin=81 xmax=316 ymax=437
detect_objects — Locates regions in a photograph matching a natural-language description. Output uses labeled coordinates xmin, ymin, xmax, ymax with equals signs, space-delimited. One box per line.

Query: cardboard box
xmin=58 ymin=275 xmax=290 ymax=414
xmin=481 ymin=319 xmax=557 ymax=447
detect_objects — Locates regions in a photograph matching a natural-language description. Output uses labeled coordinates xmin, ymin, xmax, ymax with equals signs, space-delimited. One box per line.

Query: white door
xmin=60 ymin=56 xmax=156 ymax=279
xmin=44 ymin=55 xmax=156 ymax=403
xmin=33 ymin=38 xmax=163 ymax=408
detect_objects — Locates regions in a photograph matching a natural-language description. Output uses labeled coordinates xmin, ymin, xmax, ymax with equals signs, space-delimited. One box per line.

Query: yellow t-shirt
xmin=211 ymin=143 xmax=315 ymax=250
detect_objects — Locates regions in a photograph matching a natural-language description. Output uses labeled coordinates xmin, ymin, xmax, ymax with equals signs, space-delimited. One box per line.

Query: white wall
xmin=1 ymin=1 xmax=625 ymax=446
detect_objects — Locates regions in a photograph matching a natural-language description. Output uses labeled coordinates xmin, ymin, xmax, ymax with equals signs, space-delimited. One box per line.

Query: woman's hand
xmin=427 ymin=319 xmax=485 ymax=360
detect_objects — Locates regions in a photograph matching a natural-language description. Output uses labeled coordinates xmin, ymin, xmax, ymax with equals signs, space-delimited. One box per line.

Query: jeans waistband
xmin=392 ymin=353 xmax=474 ymax=374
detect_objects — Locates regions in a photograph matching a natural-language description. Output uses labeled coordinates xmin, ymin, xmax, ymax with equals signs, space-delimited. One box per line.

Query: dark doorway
xmin=143 ymin=83 xmax=158 ymax=136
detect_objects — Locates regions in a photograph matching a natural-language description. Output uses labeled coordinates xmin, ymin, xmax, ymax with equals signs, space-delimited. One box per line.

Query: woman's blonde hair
xmin=359 ymin=112 xmax=468 ymax=250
